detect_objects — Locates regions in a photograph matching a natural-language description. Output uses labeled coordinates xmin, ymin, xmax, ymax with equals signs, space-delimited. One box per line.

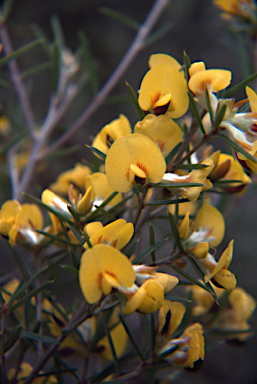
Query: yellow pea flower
xmin=0 ymin=200 xmax=21 ymax=237
xmin=85 ymin=172 xmax=122 ymax=208
xmin=188 ymin=67 xmax=232 ymax=96
xmin=133 ymin=265 xmax=179 ymax=293
xmin=214 ymin=0 xmax=257 ymax=20
xmin=148 ymin=53 xmax=182 ymax=70
xmin=134 ymin=114 xmax=183 ymax=157
xmin=122 ymin=279 xmax=164 ymax=314
xmin=180 ymin=323 xmax=205 ymax=368
xmin=203 ymin=240 xmax=237 ymax=290
xmin=92 ymin=114 xmax=131 ymax=155
xmin=83 ymin=218 xmax=134 ymax=249
xmin=194 ymin=204 xmax=225 ymax=247
xmin=79 ymin=244 xmax=135 ymax=304
xmin=138 ymin=64 xmax=189 ymax=118
xmin=50 ymin=163 xmax=92 ymax=196
xmin=215 ymin=287 xmax=256 ymax=341
xmin=158 ymin=300 xmax=186 ymax=341
xmin=105 ymin=133 xmax=166 ymax=193
xmin=188 ymin=282 xmax=224 ymax=316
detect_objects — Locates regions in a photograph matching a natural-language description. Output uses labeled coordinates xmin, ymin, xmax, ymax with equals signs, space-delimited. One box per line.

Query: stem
xmin=0 ymin=309 xmax=6 ymax=384
xmin=39 ymin=0 xmax=170 ymax=160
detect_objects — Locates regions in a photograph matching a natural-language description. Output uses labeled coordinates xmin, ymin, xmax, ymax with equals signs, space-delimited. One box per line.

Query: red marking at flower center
xmin=97 ymin=272 xmax=103 ymax=287
xmin=251 ymin=123 xmax=257 ymax=133
xmin=136 ymin=163 xmax=148 ymax=176
xmin=151 ymin=91 xmax=161 ymax=106
xmin=105 ymin=270 xmax=116 ymax=278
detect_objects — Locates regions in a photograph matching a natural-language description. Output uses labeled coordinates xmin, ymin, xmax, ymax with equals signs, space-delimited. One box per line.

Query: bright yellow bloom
xmin=138 ymin=64 xmax=189 ymax=118
xmin=8 ymin=362 xmax=57 ymax=384
xmin=85 ymin=172 xmax=122 ymax=208
xmin=0 ymin=200 xmax=44 ymax=246
xmin=50 ymin=163 xmax=92 ymax=196
xmin=158 ymin=300 xmax=186 ymax=341
xmin=162 ymin=158 xmax=214 ymax=201
xmin=148 ymin=53 xmax=182 ymax=70
xmin=134 ymin=114 xmax=183 ymax=157
xmin=194 ymin=204 xmax=225 ymax=247
xmin=203 ymin=240 xmax=237 ymax=290
xmin=79 ymin=244 xmax=135 ymax=304
xmin=188 ymin=61 xmax=206 ymax=77
xmin=188 ymin=67 xmax=232 ymax=96
xmin=92 ymin=114 xmax=131 ymax=155
xmin=180 ymin=323 xmax=205 ymax=368
xmin=133 ymin=265 xmax=179 ymax=293
xmin=84 ymin=218 xmax=134 ymax=250
xmin=215 ymin=287 xmax=256 ymax=341
xmin=105 ymin=133 xmax=166 ymax=192
xmin=122 ymin=279 xmax=164 ymax=314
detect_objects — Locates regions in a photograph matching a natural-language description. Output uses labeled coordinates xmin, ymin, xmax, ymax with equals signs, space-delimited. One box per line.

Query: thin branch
xmin=39 ymin=0 xmax=170 ymax=160
xmin=0 ymin=11 xmax=36 ymax=132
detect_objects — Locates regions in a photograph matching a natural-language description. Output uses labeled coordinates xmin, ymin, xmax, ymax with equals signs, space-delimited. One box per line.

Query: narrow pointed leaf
xmin=145 ymin=23 xmax=172 ymax=47
xmin=213 ymin=104 xmax=227 ymax=129
xmin=126 ymin=81 xmax=145 ymax=119
xmin=0 ymin=39 xmax=45 ymax=68
xmin=168 ymin=212 xmax=183 ymax=251
xmin=99 ymin=7 xmax=140 ymax=31
xmin=21 ymin=330 xmax=60 ymax=345
xmin=118 ymin=314 xmax=144 ymax=361
xmin=4 ymin=324 xmax=22 ymax=353
xmin=205 ymin=87 xmax=213 ymax=123
xmin=79 ymin=31 xmax=99 ymax=94
xmin=146 ymin=198 xmax=189 ymax=206
xmin=188 ymin=91 xmax=206 ymax=134
xmin=36 ymin=229 xmax=80 ymax=247
xmin=154 ymin=182 xmax=203 ymax=188
xmin=225 ymin=72 xmax=257 ymax=98
xmin=218 ymin=132 xmax=257 ymax=163
xmin=132 ymin=238 xmax=167 ymax=264
xmin=87 ymin=145 xmax=106 ymax=160
xmin=149 ymin=223 xmax=156 ymax=263
xmin=165 ymin=142 xmax=182 ymax=166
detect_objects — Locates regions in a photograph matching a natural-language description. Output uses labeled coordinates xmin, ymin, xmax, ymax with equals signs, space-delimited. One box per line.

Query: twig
xmin=0 ymin=11 xmax=36 ymax=132
xmin=39 ymin=0 xmax=170 ymax=160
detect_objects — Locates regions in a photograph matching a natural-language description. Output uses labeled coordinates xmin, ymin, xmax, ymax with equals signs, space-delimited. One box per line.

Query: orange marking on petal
xmin=151 ymin=91 xmax=161 ymax=106
xmin=136 ymin=163 xmax=149 ymax=176
xmin=97 ymin=272 xmax=103 ymax=287
xmin=125 ymin=166 xmax=130 ymax=181
xmin=105 ymin=270 xmax=116 ymax=278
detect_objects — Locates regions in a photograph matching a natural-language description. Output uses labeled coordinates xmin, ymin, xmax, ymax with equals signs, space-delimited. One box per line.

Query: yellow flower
xmin=134 ymin=114 xmax=183 ymax=157
xmin=188 ymin=282 xmax=224 ymax=316
xmin=0 ymin=200 xmax=44 ymax=246
xmin=148 ymin=53 xmax=182 ymax=70
xmin=158 ymin=300 xmax=186 ymax=341
xmin=215 ymin=287 xmax=256 ymax=341
xmin=105 ymin=133 xmax=166 ymax=192
xmin=203 ymin=240 xmax=237 ymax=290
xmin=180 ymin=323 xmax=205 ymax=368
xmin=188 ymin=67 xmax=232 ymax=96
xmin=84 ymin=218 xmax=134 ymax=250
xmin=213 ymin=0 xmax=256 ymax=19
xmin=122 ymin=279 xmax=164 ymax=314
xmin=133 ymin=265 xmax=179 ymax=293
xmin=92 ymin=114 xmax=131 ymax=156
xmin=79 ymin=244 xmax=135 ymax=304
xmin=194 ymin=204 xmax=225 ymax=247
xmin=85 ymin=172 xmax=122 ymax=208
xmin=138 ymin=64 xmax=189 ymax=118
xmin=50 ymin=163 xmax=92 ymax=196
xmin=162 ymin=158 xmax=214 ymax=201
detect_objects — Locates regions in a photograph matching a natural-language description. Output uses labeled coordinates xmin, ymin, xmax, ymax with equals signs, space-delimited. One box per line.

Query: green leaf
xmin=50 ymin=40 xmax=61 ymax=92
xmin=78 ymin=31 xmax=99 ymax=94
xmin=146 ymin=197 xmax=189 ymax=206
xmin=149 ymin=223 xmax=156 ymax=263
xmin=225 ymin=72 xmax=257 ymax=98
xmin=87 ymin=145 xmax=106 ymax=160
xmin=132 ymin=238 xmax=167 ymax=265
xmin=205 ymin=87 xmax=213 ymax=123
xmin=9 ymin=281 xmax=53 ymax=312
xmin=36 ymin=229 xmax=80 ymax=248
xmin=0 ymin=39 xmax=46 ymax=68
xmin=98 ymin=7 xmax=140 ymax=31
xmin=51 ymin=15 xmax=66 ymax=49
xmin=118 ymin=314 xmax=144 ymax=361
xmin=176 ymin=163 xmax=208 ymax=170
xmin=165 ymin=142 xmax=181 ymax=166
xmin=183 ymin=51 xmax=191 ymax=82
xmin=103 ymin=321 xmax=119 ymax=372
xmin=154 ymin=182 xmax=203 ymax=188
xmin=21 ymin=61 xmax=52 ymax=78
xmin=217 ymin=132 xmax=257 ymax=163
xmin=10 ymin=247 xmax=31 ymax=281
xmin=126 ymin=81 xmax=145 ymax=119
xmin=21 ymin=330 xmax=60 ymax=345
xmin=213 ymin=103 xmax=227 ymax=129
xmin=61 ymin=265 xmax=79 ymax=278
xmin=157 ymin=344 xmax=180 ymax=359
xmin=168 ymin=212 xmax=183 ymax=251
xmin=188 ymin=91 xmax=206 ymax=134
xmin=3 ymin=324 xmax=22 ymax=353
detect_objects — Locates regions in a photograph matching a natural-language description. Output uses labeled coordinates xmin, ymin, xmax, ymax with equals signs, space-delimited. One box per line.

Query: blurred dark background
xmin=1 ymin=0 xmax=257 ymax=383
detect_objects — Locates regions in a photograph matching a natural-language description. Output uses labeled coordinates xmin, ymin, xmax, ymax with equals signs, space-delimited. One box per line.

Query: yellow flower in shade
xmin=0 ymin=115 xmax=11 ymax=136
xmin=8 ymin=362 xmax=57 ymax=384
xmin=0 ymin=200 xmax=44 ymax=246
xmin=79 ymin=244 xmax=135 ymax=304
xmin=213 ymin=0 xmax=256 ymax=19
xmin=148 ymin=53 xmax=182 ymax=70
xmin=188 ymin=67 xmax=232 ymax=96
xmin=162 ymin=158 xmax=214 ymax=201
xmin=50 ymin=163 xmax=92 ymax=196
xmin=122 ymin=279 xmax=164 ymax=314
xmin=138 ymin=64 xmax=189 ymax=118
xmin=188 ymin=282 xmax=224 ymax=316
xmin=83 ymin=218 xmax=134 ymax=250
xmin=237 ymin=140 xmax=257 ymax=173
xmin=158 ymin=300 xmax=186 ymax=341
xmin=85 ymin=172 xmax=122 ymax=209
xmin=105 ymin=133 xmax=166 ymax=193
xmin=215 ymin=287 xmax=256 ymax=341
xmin=41 ymin=189 xmax=71 ymax=233
xmin=203 ymin=240 xmax=237 ymax=290
xmin=92 ymin=114 xmax=131 ymax=156
xmin=194 ymin=204 xmax=225 ymax=247
xmin=210 ymin=153 xmax=251 ymax=192
xmin=180 ymin=323 xmax=205 ymax=368
xmin=133 ymin=265 xmax=179 ymax=293
xmin=134 ymin=114 xmax=183 ymax=157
